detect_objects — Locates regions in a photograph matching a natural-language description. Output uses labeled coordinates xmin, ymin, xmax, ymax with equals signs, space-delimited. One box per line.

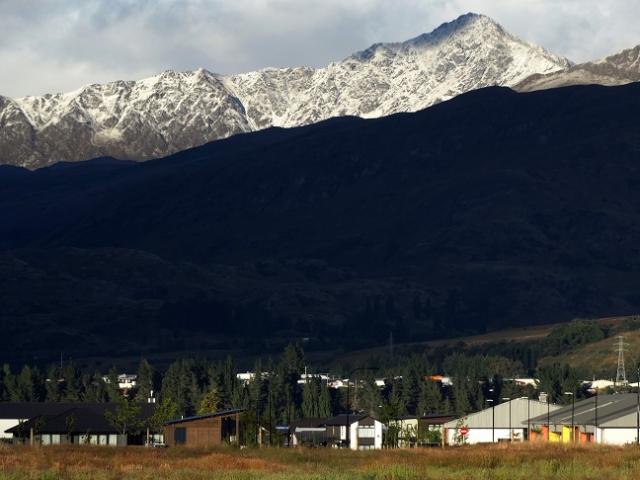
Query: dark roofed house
xmin=2 ymin=403 xmax=157 ymax=446
xmin=289 ymin=414 xmax=385 ymax=450
xmin=290 ymin=418 xmax=330 ymax=447
xmin=163 ymin=409 xmax=244 ymax=447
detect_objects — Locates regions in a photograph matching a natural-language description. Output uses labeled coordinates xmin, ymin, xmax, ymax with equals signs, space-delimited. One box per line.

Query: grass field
xmin=2 ymin=444 xmax=640 ymax=480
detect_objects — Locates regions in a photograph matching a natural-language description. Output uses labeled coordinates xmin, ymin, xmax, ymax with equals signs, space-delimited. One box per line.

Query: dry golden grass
xmin=2 ymin=443 xmax=640 ymax=480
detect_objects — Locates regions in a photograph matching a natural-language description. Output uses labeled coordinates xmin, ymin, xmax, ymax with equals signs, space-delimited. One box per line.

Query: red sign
xmin=459 ymin=427 xmax=469 ymax=437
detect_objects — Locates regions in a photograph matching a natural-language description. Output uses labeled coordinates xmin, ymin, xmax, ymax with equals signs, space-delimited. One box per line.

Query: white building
xmin=583 ymin=379 xmax=615 ymax=392
xmin=444 ymin=397 xmax=561 ymax=445
xmin=100 ymin=373 xmax=138 ymax=390
xmin=530 ymin=393 xmax=640 ymax=445
xmin=291 ymin=415 xmax=385 ymax=450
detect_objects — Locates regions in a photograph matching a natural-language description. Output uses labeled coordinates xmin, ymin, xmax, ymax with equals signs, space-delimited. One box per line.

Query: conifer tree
xmin=136 ymin=359 xmax=156 ymax=402
xmin=198 ymin=387 xmax=221 ymax=414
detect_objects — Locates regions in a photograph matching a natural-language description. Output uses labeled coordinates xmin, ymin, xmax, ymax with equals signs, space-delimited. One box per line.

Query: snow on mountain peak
xmin=1 ymin=14 xmax=571 ymax=168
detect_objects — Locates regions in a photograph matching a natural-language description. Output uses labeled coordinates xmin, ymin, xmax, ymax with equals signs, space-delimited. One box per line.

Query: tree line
xmin=0 ymin=341 xmax=591 ymax=443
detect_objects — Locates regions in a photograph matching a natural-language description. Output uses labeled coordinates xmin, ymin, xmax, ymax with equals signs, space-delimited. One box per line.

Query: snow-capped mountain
xmin=0 ymin=13 xmax=570 ymax=168
xmin=516 ymin=45 xmax=640 ymax=92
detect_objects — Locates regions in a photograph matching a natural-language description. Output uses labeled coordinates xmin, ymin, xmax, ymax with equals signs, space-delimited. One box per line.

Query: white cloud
xmin=0 ymin=0 xmax=639 ymax=97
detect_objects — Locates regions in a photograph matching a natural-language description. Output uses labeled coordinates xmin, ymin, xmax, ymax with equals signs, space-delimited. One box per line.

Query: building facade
xmin=163 ymin=409 xmax=243 ymax=447
xmin=444 ymin=398 xmax=561 ymax=445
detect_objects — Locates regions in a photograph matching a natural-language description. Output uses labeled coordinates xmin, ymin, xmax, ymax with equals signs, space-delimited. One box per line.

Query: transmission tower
xmin=615 ymin=335 xmax=628 ymax=386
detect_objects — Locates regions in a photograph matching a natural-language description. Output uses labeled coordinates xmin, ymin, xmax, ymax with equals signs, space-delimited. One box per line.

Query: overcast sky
xmin=1 ymin=0 xmax=639 ymax=98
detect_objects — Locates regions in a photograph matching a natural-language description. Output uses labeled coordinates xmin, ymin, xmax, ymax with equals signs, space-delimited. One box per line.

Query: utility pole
xmin=615 ymin=336 xmax=628 ymax=386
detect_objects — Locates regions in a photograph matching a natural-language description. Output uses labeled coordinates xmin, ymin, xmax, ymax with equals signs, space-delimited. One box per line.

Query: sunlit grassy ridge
xmin=2 ymin=444 xmax=640 ymax=480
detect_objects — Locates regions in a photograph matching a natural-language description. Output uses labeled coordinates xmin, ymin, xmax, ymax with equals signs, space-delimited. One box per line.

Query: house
xmin=324 ymin=414 xmax=385 ymax=450
xmin=163 ymin=409 xmax=244 ymax=447
xmin=583 ymin=379 xmax=615 ymax=392
xmin=529 ymin=393 xmax=640 ymax=445
xmin=388 ymin=416 xmax=419 ymax=447
xmin=418 ymin=414 xmax=456 ymax=446
xmin=514 ymin=378 xmax=539 ymax=388
xmin=388 ymin=414 xmax=455 ymax=447
xmin=290 ymin=414 xmax=385 ymax=449
xmin=425 ymin=375 xmax=453 ymax=387
xmin=2 ymin=403 xmax=157 ymax=446
xmin=290 ymin=418 xmax=330 ymax=447
xmin=100 ymin=374 xmax=138 ymax=391
xmin=443 ymin=398 xmax=561 ymax=445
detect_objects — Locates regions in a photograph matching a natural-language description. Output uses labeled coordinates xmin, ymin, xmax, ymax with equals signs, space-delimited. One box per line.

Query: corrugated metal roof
xmin=164 ymin=408 xmax=245 ymax=425
xmin=529 ymin=393 xmax=640 ymax=427
xmin=444 ymin=398 xmax=561 ymax=428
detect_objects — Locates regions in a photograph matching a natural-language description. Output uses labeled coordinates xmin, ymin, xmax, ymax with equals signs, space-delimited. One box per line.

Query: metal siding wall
xmin=601 ymin=428 xmax=638 ymax=445
xmin=445 ymin=399 xmax=562 ymax=430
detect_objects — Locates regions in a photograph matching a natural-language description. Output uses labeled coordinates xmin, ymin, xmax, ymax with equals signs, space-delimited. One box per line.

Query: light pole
xmin=346 ymin=367 xmax=378 ymax=449
xmin=502 ymin=397 xmax=511 ymax=442
xmin=541 ymin=391 xmax=550 ymax=441
xmin=636 ymin=365 xmax=640 ymax=445
xmin=519 ymin=395 xmax=531 ymax=441
xmin=594 ymin=389 xmax=598 ymax=444
xmin=564 ymin=392 xmax=575 ymax=443
xmin=487 ymin=398 xmax=495 ymax=443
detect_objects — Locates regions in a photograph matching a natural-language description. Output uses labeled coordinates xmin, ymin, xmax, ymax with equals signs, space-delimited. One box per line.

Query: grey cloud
xmin=1 ymin=0 xmax=639 ymax=97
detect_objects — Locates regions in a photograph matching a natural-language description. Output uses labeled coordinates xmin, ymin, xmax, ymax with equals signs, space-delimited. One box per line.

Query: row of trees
xmin=0 ymin=344 xmax=587 ymax=442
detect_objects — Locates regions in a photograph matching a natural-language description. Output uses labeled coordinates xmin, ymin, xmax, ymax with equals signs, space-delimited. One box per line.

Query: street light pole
xmin=594 ymin=389 xmax=598 ymax=444
xmin=636 ymin=365 xmax=640 ymax=445
xmin=487 ymin=386 xmax=495 ymax=444
xmin=502 ymin=397 xmax=511 ymax=442
xmin=487 ymin=399 xmax=495 ymax=443
xmin=546 ymin=392 xmax=550 ymax=441
xmin=564 ymin=392 xmax=575 ymax=443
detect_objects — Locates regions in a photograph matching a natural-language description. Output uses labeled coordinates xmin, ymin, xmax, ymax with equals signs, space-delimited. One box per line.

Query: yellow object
xmin=561 ymin=426 xmax=577 ymax=443
xmin=549 ymin=431 xmax=561 ymax=443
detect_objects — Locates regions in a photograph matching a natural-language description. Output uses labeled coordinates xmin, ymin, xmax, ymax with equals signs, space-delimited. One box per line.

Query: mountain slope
xmin=516 ymin=45 xmax=640 ymax=91
xmin=0 ymin=13 xmax=569 ymax=169
xmin=2 ymin=82 xmax=640 ymax=361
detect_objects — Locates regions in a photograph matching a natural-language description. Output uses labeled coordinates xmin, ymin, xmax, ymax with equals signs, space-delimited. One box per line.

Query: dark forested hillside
xmin=2 ymin=83 xmax=640 ymax=363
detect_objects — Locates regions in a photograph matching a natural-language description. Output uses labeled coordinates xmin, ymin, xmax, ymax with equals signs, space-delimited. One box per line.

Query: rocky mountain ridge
xmin=515 ymin=45 xmax=640 ymax=92
xmin=0 ymin=13 xmax=570 ymax=168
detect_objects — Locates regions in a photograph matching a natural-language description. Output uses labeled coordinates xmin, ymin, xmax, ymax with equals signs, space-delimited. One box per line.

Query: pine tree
xmin=418 ymin=379 xmax=443 ymax=416
xmin=61 ymin=362 xmax=83 ymax=401
xmin=136 ymin=359 xmax=156 ymax=402
xmin=149 ymin=397 xmax=178 ymax=433
xmin=401 ymin=367 xmax=421 ymax=415
xmin=2 ymin=365 xmax=18 ymax=401
xmin=318 ymin=382 xmax=332 ymax=417
xmin=301 ymin=378 xmax=319 ymax=418
xmin=16 ymin=365 xmax=41 ymax=401
xmin=105 ymin=395 xmax=142 ymax=436
xmin=198 ymin=387 xmax=221 ymax=414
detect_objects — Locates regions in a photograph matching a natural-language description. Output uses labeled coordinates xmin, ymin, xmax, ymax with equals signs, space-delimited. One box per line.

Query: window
xmin=174 ymin=427 xmax=187 ymax=445
xmin=358 ymin=426 xmax=375 ymax=439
